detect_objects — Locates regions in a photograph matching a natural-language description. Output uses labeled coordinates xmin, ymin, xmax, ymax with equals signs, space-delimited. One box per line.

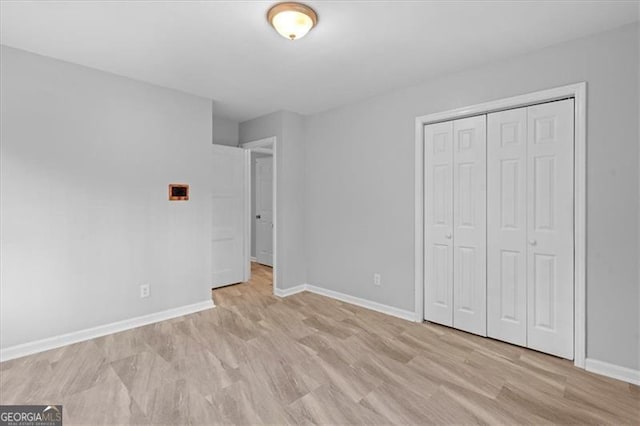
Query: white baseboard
xmin=274 ymin=283 xmax=414 ymax=322
xmin=250 ymin=256 xmax=257 ymax=262
xmin=0 ymin=299 xmax=215 ymax=362
xmin=274 ymin=284 xmax=306 ymax=298
xmin=305 ymin=284 xmax=416 ymax=322
xmin=585 ymin=358 xmax=640 ymax=385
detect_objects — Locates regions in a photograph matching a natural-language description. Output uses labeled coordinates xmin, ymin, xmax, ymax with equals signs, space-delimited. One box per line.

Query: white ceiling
xmin=1 ymin=1 xmax=638 ymax=122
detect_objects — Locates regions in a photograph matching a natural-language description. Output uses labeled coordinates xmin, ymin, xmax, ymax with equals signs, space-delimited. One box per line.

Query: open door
xmin=211 ymin=144 xmax=250 ymax=288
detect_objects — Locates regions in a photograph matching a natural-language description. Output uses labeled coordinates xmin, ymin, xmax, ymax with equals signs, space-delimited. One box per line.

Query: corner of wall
xmin=212 ymin=111 xmax=240 ymax=147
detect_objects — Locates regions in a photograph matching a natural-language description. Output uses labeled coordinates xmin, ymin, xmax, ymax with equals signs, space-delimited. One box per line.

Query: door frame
xmin=414 ymin=82 xmax=587 ymax=368
xmin=241 ymin=136 xmax=278 ymax=293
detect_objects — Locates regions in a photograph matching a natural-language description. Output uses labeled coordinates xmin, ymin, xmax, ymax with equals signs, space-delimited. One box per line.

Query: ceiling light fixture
xmin=267 ymin=2 xmax=318 ymax=41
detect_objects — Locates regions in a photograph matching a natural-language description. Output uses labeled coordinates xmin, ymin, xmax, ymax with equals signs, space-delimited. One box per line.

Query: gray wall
xmin=239 ymin=111 xmax=306 ymax=289
xmin=212 ymin=115 xmax=239 ymax=146
xmin=304 ymin=23 xmax=640 ymax=370
xmin=0 ymin=46 xmax=214 ymax=349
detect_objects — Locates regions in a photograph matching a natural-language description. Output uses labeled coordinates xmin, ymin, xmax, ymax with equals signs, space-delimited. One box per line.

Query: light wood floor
xmin=1 ymin=263 xmax=638 ymax=425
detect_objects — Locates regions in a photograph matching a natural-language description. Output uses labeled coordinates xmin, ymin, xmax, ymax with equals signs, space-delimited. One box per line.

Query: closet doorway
xmin=414 ymin=83 xmax=587 ymax=367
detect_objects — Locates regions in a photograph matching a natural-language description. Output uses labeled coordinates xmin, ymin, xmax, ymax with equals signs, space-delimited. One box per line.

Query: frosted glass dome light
xmin=268 ymin=2 xmax=318 ymax=41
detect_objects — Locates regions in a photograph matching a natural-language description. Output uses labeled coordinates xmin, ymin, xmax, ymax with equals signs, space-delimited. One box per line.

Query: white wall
xmin=212 ymin=115 xmax=239 ymax=146
xmin=0 ymin=46 xmax=214 ymax=349
xmin=239 ymin=111 xmax=306 ymax=289
xmin=304 ymin=23 xmax=640 ymax=370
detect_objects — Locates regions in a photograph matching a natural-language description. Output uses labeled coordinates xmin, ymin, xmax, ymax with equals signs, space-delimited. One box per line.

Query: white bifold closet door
xmin=424 ymin=116 xmax=487 ymax=336
xmin=424 ymin=121 xmax=454 ymax=326
xmin=487 ymin=107 xmax=528 ymax=346
xmin=452 ymin=116 xmax=487 ymax=336
xmin=487 ymin=99 xmax=574 ymax=359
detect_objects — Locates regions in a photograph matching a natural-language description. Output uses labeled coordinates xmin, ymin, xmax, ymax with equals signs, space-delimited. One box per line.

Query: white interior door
xmin=211 ymin=144 xmax=250 ymax=289
xmin=452 ymin=115 xmax=487 ymax=336
xmin=526 ymin=99 xmax=574 ymax=359
xmin=424 ymin=121 xmax=454 ymax=326
xmin=487 ymin=107 xmax=528 ymax=346
xmin=255 ymin=156 xmax=273 ymax=267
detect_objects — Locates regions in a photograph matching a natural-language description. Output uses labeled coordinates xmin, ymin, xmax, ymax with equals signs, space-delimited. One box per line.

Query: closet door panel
xmin=424 ymin=121 xmax=454 ymax=325
xmin=487 ymin=107 xmax=528 ymax=346
xmin=452 ymin=115 xmax=487 ymax=336
xmin=526 ymin=99 xmax=574 ymax=360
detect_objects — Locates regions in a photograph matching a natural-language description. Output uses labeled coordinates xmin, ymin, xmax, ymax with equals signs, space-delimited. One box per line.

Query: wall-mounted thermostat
xmin=169 ymin=184 xmax=189 ymax=201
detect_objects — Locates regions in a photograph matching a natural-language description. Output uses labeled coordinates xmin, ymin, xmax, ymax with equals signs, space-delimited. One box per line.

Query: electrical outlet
xmin=373 ymin=273 xmax=381 ymax=286
xmin=140 ymin=284 xmax=150 ymax=298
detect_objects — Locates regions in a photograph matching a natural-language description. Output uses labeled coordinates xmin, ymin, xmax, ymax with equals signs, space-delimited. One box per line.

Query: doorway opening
xmin=241 ymin=137 xmax=277 ymax=294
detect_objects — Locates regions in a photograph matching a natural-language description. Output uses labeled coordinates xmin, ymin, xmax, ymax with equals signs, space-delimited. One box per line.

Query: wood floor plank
xmin=171 ymin=348 xmax=240 ymax=399
xmin=1 ymin=262 xmax=638 ymax=425
xmin=61 ymin=366 xmax=149 ymax=426
xmin=287 ymin=383 xmax=387 ymax=425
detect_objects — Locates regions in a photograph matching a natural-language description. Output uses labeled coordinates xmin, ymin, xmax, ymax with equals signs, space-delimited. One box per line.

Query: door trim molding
xmin=243 ymin=148 xmax=251 ymax=282
xmin=414 ymin=82 xmax=587 ymax=368
xmin=241 ymin=136 xmax=278 ymax=294
xmin=242 ymin=137 xmax=276 ymax=149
